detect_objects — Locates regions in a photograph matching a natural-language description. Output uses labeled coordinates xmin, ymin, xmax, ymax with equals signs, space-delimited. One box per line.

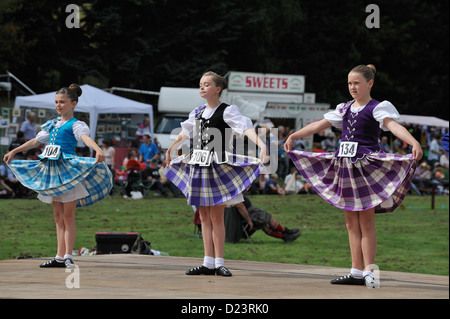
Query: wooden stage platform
xmin=0 ymin=254 xmax=448 ymax=300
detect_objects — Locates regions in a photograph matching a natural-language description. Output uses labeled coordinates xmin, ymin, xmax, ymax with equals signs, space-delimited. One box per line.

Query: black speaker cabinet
xmin=95 ymin=232 xmax=138 ymax=254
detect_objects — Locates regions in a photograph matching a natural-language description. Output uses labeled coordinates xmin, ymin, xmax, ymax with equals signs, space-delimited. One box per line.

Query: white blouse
xmin=36 ymin=120 xmax=90 ymax=144
xmin=324 ymin=100 xmax=400 ymax=131
xmin=181 ymin=104 xmax=253 ymax=138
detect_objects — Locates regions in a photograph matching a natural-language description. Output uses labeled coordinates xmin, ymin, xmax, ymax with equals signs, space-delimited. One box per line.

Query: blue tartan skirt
xmin=163 ymin=152 xmax=262 ymax=207
xmin=289 ymin=151 xmax=416 ymax=213
xmin=7 ymin=153 xmax=112 ymax=207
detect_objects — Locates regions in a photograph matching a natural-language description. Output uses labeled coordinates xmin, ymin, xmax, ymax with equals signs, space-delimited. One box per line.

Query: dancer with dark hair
xmin=4 ymin=84 xmax=112 ymax=269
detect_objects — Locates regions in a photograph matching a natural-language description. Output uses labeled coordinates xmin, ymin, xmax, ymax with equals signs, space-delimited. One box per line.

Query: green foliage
xmin=0 ymin=0 xmax=448 ymax=119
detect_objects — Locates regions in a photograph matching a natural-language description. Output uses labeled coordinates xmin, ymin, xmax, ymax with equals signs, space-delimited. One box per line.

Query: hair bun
xmin=69 ymin=83 xmax=82 ymax=97
xmin=367 ymin=64 xmax=376 ymax=75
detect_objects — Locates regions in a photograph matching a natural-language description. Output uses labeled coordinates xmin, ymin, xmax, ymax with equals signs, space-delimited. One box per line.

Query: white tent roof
xmin=398 ymin=114 xmax=448 ymax=129
xmin=14 ymin=84 xmax=154 ymax=140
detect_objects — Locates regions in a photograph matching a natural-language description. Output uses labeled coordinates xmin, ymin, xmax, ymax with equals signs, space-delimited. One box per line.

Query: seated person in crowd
xmin=143 ymin=159 xmax=170 ymax=197
xmin=8 ymin=131 xmax=27 ymax=159
xmin=264 ymin=173 xmax=285 ymax=195
xmin=0 ymin=163 xmax=30 ymax=198
xmin=158 ymin=162 xmax=184 ymax=198
xmin=234 ymin=195 xmax=301 ymax=242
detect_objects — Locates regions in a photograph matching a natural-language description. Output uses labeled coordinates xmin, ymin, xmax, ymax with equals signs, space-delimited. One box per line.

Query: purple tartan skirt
xmin=289 ymin=151 xmax=417 ymax=213
xmin=163 ymin=152 xmax=261 ymax=207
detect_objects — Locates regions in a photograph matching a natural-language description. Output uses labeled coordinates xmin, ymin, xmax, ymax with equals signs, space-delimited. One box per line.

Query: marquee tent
xmin=398 ymin=114 xmax=448 ymax=129
xmin=13 ymin=84 xmax=154 ymax=140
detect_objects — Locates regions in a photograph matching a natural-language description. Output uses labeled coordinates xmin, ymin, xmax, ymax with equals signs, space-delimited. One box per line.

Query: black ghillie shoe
xmin=330 ymin=274 xmax=365 ymax=285
xmin=39 ymin=258 xmax=65 ymax=268
xmin=216 ymin=266 xmax=232 ymax=277
xmin=186 ymin=265 xmax=216 ymax=275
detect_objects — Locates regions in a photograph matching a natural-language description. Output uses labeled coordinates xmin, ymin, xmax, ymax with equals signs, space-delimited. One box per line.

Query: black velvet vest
xmin=193 ymin=103 xmax=232 ymax=162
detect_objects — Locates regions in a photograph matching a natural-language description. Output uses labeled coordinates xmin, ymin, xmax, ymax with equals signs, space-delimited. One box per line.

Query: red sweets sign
xmin=228 ymin=72 xmax=305 ymax=93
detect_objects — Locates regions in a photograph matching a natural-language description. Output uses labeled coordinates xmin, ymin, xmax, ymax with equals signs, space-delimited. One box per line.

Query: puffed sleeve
xmin=36 ymin=130 xmax=50 ymax=144
xmin=180 ymin=108 xmax=197 ymax=138
xmin=224 ymin=104 xmax=253 ymax=135
xmin=73 ymin=121 xmax=91 ymax=141
xmin=373 ymin=100 xmax=400 ymax=131
xmin=323 ymin=103 xmax=346 ymax=129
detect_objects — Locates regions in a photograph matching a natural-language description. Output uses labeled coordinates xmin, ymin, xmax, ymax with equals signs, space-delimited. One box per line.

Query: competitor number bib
xmin=41 ymin=145 xmax=62 ymax=160
xmin=188 ymin=149 xmax=212 ymax=166
xmin=338 ymin=141 xmax=358 ymax=157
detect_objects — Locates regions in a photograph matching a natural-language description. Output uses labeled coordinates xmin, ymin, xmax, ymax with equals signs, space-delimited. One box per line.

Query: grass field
xmin=0 ymin=193 xmax=448 ymax=276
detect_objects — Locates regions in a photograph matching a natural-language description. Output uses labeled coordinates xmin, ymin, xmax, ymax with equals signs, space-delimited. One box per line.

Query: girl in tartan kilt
xmin=163 ymin=72 xmax=268 ymax=276
xmin=285 ymin=65 xmax=423 ymax=288
xmin=3 ymin=84 xmax=112 ymax=269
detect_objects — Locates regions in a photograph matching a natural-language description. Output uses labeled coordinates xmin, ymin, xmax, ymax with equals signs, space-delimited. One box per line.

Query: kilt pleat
xmin=7 ymin=155 xmax=112 ymax=207
xmin=289 ymin=151 xmax=416 ymax=213
xmin=163 ymin=152 xmax=261 ymax=206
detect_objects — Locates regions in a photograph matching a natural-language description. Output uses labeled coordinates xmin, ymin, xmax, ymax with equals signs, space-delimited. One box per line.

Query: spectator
xmin=0 ymin=162 xmax=29 ymax=198
xmin=139 ymin=134 xmax=160 ymax=167
xmin=428 ymin=133 xmax=442 ymax=168
xmin=20 ymin=111 xmax=36 ymax=140
xmin=153 ymin=137 xmax=164 ymax=162
xmin=412 ymin=161 xmax=433 ymax=189
xmin=277 ymin=130 xmax=289 ymax=178
xmin=122 ymin=149 xmax=139 ymax=167
xmin=102 ymin=138 xmax=116 ymax=171
xmin=143 ymin=159 xmax=169 ymax=197
xmin=264 ymin=173 xmax=285 ymax=195
xmin=439 ymin=151 xmax=449 ymax=170
xmin=8 ymin=131 xmax=27 ymax=159
xmin=135 ymin=116 xmax=151 ymax=145
xmin=0 ymin=164 xmax=14 ymax=198
xmin=234 ymin=195 xmax=301 ymax=242
xmin=321 ymin=131 xmax=337 ymax=152
xmin=158 ymin=162 xmax=184 ymax=197
xmin=393 ymin=137 xmax=407 ymax=154
xmin=292 ymin=137 xmax=306 ymax=151
xmin=380 ymin=135 xmax=392 ymax=153
xmin=76 ymin=116 xmax=90 ymax=157
xmin=284 ymin=168 xmax=301 ymax=194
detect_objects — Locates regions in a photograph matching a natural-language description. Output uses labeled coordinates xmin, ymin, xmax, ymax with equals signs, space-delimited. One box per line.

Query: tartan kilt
xmin=7 ymin=154 xmax=112 ymax=207
xmin=288 ymin=151 xmax=417 ymax=213
xmin=163 ymin=152 xmax=261 ymax=207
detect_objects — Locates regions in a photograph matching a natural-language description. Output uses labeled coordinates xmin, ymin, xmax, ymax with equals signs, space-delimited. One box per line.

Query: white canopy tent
xmin=398 ymin=114 xmax=448 ymax=129
xmin=13 ymin=84 xmax=154 ymax=140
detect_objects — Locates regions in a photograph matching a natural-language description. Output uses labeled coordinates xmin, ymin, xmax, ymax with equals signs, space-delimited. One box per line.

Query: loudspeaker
xmin=95 ymin=232 xmax=138 ymax=254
